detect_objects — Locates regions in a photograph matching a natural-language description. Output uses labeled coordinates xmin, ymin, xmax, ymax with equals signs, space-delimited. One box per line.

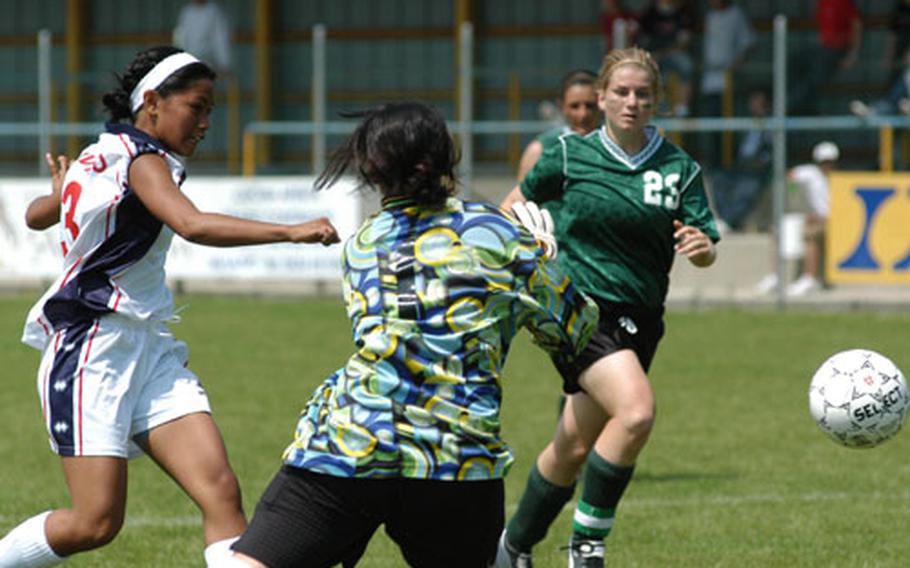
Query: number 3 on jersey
xmin=60 ymin=181 xmax=82 ymax=256
xmin=642 ymin=170 xmax=680 ymax=210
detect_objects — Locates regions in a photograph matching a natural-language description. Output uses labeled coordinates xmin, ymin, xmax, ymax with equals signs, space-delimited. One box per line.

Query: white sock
xmin=0 ymin=511 xmax=65 ymax=567
xmin=204 ymin=536 xmax=244 ymax=567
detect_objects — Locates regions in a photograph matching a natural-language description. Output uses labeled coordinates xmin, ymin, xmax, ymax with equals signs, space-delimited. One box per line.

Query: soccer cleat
xmin=565 ymin=537 xmax=605 ymax=568
xmin=491 ymin=531 xmax=533 ymax=568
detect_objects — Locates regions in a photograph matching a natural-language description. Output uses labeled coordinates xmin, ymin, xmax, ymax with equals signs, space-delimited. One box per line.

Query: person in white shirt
xmin=756 ymin=140 xmax=839 ymax=296
xmin=787 ymin=140 xmax=839 ymax=294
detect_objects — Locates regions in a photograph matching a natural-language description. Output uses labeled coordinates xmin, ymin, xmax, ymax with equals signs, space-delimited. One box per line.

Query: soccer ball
xmin=808 ymin=349 xmax=909 ymax=448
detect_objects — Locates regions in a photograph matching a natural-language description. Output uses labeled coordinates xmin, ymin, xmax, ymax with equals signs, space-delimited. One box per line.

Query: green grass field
xmin=1 ymin=295 xmax=909 ymax=567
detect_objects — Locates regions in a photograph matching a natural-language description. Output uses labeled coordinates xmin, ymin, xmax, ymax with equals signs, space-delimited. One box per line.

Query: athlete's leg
xmin=50 ymin=457 xmax=128 ymax=554
xmin=137 ymin=412 xmax=245 ymax=545
xmin=539 ymin=390 xmax=607 ymax=485
xmin=502 ymin=389 xmax=607 ymax=555
xmin=568 ymin=349 xmax=654 ymax=556
xmin=579 ymin=349 xmax=655 ymax=466
xmin=0 ymin=455 xmax=128 ymax=567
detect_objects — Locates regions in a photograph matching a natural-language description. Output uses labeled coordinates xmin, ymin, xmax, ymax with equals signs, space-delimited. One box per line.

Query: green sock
xmin=506 ymin=464 xmax=575 ymax=553
xmin=572 ymin=451 xmax=634 ymax=541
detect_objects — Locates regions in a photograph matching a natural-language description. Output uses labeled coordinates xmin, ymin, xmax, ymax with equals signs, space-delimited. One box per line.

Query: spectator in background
xmin=637 ymin=0 xmax=694 ymax=117
xmin=600 ymin=0 xmax=638 ymax=53
xmin=849 ymin=60 xmax=910 ymax=117
xmin=173 ymin=0 xmax=232 ymax=75
xmin=788 ymin=0 xmax=862 ymax=116
xmin=756 ymin=141 xmax=840 ymax=296
xmin=884 ymin=0 xmax=910 ymax=87
xmin=697 ymin=0 xmax=756 ymax=168
xmin=708 ymin=89 xmax=772 ymax=232
xmin=849 ymin=0 xmax=910 ymax=117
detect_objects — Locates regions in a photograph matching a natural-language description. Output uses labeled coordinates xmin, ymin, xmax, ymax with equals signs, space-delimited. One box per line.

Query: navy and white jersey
xmin=23 ymin=123 xmax=186 ymax=350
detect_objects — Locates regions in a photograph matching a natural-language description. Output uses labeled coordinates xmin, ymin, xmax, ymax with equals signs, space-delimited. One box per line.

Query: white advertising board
xmin=0 ymin=176 xmax=360 ymax=282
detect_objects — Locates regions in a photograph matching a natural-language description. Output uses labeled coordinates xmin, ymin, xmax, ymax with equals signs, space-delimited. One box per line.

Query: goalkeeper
xmin=496 ymin=46 xmax=720 ymax=568
xmin=228 ymin=102 xmax=597 ymax=568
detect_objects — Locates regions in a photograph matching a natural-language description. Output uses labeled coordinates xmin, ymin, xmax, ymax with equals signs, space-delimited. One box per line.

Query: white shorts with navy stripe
xmin=36 ymin=314 xmax=211 ymax=458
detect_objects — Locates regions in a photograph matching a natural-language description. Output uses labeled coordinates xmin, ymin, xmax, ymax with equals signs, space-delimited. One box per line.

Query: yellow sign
xmin=827 ymin=172 xmax=910 ymax=284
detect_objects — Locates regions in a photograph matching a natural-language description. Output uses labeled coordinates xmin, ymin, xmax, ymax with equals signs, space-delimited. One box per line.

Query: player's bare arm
xmin=129 ymin=154 xmax=340 ymax=247
xmin=500 ymin=185 xmax=527 ymax=211
xmin=517 ymin=140 xmax=544 ymax=182
xmin=25 ymin=153 xmax=69 ymax=230
xmin=673 ymin=219 xmax=716 ymax=267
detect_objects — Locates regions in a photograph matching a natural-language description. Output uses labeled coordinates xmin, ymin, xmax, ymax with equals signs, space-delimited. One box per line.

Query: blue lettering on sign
xmin=837 ymin=187 xmax=895 ymax=271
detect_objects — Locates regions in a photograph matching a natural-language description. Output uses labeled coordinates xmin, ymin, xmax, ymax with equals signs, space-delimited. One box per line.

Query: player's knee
xmin=205 ymin=468 xmax=243 ymax=508
xmin=69 ymin=513 xmax=124 ymax=551
xmin=619 ymin=404 xmax=656 ymax=440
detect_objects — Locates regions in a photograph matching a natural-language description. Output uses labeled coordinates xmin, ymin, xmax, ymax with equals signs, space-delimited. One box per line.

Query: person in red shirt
xmin=789 ymin=0 xmax=863 ymax=115
xmin=600 ymin=0 xmax=638 ymax=53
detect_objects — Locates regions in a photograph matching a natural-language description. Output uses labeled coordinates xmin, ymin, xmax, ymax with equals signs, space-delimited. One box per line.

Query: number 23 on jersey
xmin=642 ymin=170 xmax=680 ymax=210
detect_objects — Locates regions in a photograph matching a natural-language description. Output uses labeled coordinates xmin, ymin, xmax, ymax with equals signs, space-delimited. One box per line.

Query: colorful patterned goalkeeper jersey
xmin=283 ymin=197 xmax=597 ymax=480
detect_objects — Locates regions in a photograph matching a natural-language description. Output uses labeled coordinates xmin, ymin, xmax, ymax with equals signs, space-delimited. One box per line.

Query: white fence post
xmin=458 ymin=21 xmax=474 ymax=200
xmin=772 ymin=15 xmax=788 ymax=309
xmin=312 ymin=24 xmax=327 ymax=175
xmin=38 ymin=29 xmax=52 ymax=174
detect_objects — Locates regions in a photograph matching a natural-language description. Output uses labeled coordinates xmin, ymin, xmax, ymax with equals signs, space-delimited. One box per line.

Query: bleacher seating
xmin=0 ymin=0 xmax=903 ymax=174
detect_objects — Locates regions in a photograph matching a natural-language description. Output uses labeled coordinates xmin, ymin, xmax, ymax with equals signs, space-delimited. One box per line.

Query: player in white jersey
xmin=0 ymin=45 xmax=339 ymax=568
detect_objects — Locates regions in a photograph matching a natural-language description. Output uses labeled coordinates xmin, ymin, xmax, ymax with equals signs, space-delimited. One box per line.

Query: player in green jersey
xmin=495 ymin=47 xmax=720 ymax=568
xmin=518 ymin=69 xmax=601 ymax=181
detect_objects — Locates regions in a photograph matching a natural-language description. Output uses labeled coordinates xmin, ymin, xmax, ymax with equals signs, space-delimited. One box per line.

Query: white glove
xmin=511 ymin=200 xmax=558 ymax=260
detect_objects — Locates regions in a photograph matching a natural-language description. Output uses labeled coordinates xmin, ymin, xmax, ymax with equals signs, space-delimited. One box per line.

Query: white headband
xmin=129 ymin=52 xmax=201 ymax=112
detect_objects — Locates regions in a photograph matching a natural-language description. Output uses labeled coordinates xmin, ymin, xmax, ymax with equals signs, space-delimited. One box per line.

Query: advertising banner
xmin=827 ymin=172 xmax=910 ymax=284
xmin=0 ymin=176 xmax=360 ymax=281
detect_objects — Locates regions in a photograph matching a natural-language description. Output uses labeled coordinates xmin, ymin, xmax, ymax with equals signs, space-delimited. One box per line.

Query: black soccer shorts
xmin=232 ymin=465 xmax=504 ymax=568
xmin=555 ymin=302 xmax=665 ymax=394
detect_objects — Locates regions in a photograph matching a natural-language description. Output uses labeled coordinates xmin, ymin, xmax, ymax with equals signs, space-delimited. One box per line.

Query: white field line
xmin=505 ymin=489 xmax=910 ymax=515
xmin=627 ymin=490 xmax=910 ymax=509
xmin=2 ymin=491 xmax=908 ymax=528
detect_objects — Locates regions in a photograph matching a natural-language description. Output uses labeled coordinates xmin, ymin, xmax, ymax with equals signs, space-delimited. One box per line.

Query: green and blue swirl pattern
xmin=283 ymin=197 xmax=597 ymax=480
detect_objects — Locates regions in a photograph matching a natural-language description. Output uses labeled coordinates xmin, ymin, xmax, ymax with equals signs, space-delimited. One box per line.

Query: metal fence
xmin=12 ymin=17 xmax=910 ymax=307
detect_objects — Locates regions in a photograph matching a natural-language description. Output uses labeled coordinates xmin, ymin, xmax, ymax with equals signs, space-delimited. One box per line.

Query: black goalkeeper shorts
xmin=555 ymin=302 xmax=665 ymax=394
xmin=232 ymin=465 xmax=504 ymax=568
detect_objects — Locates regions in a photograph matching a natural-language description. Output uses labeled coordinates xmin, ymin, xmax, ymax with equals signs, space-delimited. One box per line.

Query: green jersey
xmin=521 ymin=126 xmax=720 ymax=308
xmin=533 ymin=126 xmax=574 ymax=224
xmin=535 ymin=125 xmax=574 ymax=148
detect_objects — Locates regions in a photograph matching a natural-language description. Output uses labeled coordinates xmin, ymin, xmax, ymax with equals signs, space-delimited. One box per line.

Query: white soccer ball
xmin=808 ymin=349 xmax=909 ymax=448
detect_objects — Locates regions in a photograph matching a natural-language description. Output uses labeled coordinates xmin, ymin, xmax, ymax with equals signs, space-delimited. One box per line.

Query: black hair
xmin=101 ymin=45 xmax=217 ymax=123
xmin=315 ymin=102 xmax=459 ymax=208
xmin=558 ymin=69 xmax=597 ymax=100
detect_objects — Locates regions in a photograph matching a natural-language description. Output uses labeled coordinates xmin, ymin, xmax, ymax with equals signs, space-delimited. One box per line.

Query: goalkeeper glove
xmin=510 ymin=200 xmax=558 ymax=260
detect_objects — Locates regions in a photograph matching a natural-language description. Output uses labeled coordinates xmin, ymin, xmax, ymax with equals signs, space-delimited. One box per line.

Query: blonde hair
xmin=596 ymin=47 xmax=662 ymax=104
